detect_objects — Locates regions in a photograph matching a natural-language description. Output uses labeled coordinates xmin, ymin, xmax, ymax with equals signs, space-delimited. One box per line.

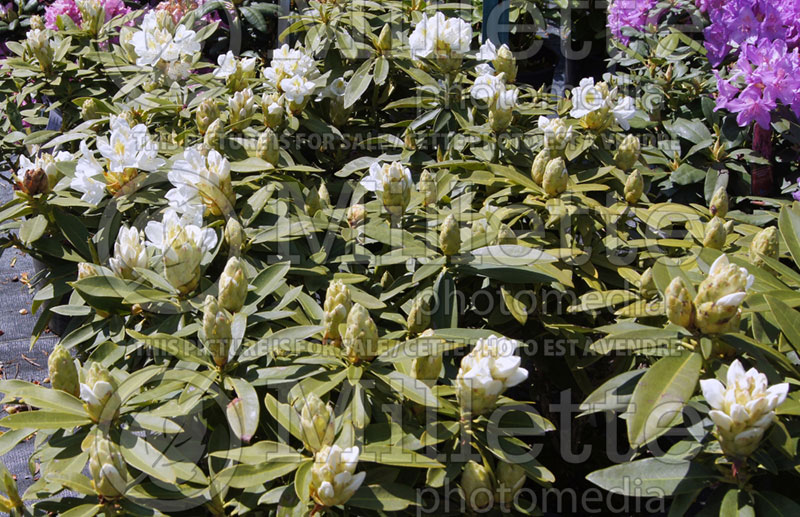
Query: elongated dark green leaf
xmin=765 ymin=295 xmax=800 ymax=354
xmin=627 ymin=351 xmax=702 ymax=448
xmin=0 ymin=411 xmax=91 ymax=429
xmin=348 ymin=484 xmax=418 ymax=511
xmin=127 ymin=329 xmax=212 ymax=366
xmin=586 ymin=458 xmax=717 ymax=496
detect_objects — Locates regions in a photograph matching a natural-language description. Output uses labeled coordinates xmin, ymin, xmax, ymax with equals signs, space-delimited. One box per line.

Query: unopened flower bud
xmin=88 ymin=435 xmax=127 ymax=499
xmin=439 ymin=214 xmax=460 ymax=256
xmin=749 ymin=227 xmax=778 ymax=270
xmin=342 ymin=303 xmax=379 ymax=363
xmin=639 ymin=267 xmax=656 ymax=299
xmin=347 ymin=204 xmax=366 ymax=228
xmin=495 ymin=462 xmax=526 ymax=508
xmin=377 ymin=23 xmax=392 ymax=51
xmin=19 ymin=167 xmax=49 ymax=195
xmin=406 ymin=296 xmax=430 ymax=334
xmin=665 ymin=277 xmax=694 ymax=329
xmin=30 ymin=15 xmax=45 ymax=31
xmin=298 ymin=393 xmax=335 ymax=453
xmin=228 ymin=88 xmax=256 ymax=131
xmin=723 ymin=220 xmax=735 ymax=235
xmin=380 ymin=270 xmax=393 ymax=289
xmin=225 ymin=218 xmax=244 ymax=254
xmin=693 ymin=255 xmax=753 ymax=334
xmin=461 ymin=461 xmax=493 ymax=511
xmin=196 ymin=99 xmax=219 ymax=135
xmin=257 ymin=128 xmax=280 ymax=166
xmin=204 ymin=118 xmax=225 ymax=151
xmin=323 ymin=280 xmax=352 ymax=342
xmin=493 ymin=45 xmax=517 ymax=83
xmin=411 ymin=329 xmax=442 ymax=388
xmin=703 ymin=216 xmax=726 ymax=250
xmin=709 ymin=186 xmax=729 ymax=218
xmin=48 ymin=344 xmax=79 ymax=397
xmin=624 ymin=169 xmax=643 ymax=204
xmin=262 ymin=92 xmax=285 ymax=129
xmin=614 ymin=134 xmax=640 ymax=171
xmin=218 ymin=256 xmax=247 ymax=313
xmin=80 ymin=363 xmax=120 ymax=423
xmin=203 ymin=295 xmax=233 ymax=367
xmin=318 ymin=183 xmax=331 ymax=206
xmin=543 ymin=157 xmax=568 ymax=198
xmin=418 ymin=169 xmax=437 ymax=207
xmin=77 ymin=262 xmax=99 ymax=280
xmin=531 ymin=149 xmax=549 ymax=186
xmin=81 ymin=99 xmax=99 ymax=121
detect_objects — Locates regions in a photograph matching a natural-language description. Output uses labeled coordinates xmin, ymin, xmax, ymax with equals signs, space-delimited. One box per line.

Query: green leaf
xmin=721 ymin=488 xmax=755 ymax=517
xmin=779 ymin=206 xmax=800 ymax=270
xmin=586 ymin=458 xmax=717 ymax=496
xmin=755 ymin=491 xmax=800 ymax=516
xmin=344 ymin=59 xmax=373 ymax=109
xmin=19 ymin=214 xmax=47 ymax=245
xmin=362 ymin=444 xmax=443 ymax=468
xmin=374 ymin=55 xmax=389 ymax=85
xmin=217 ymin=461 xmax=301 ymax=489
xmin=374 ymin=370 xmax=439 ymax=408
xmin=45 ymin=472 xmax=96 ymax=496
xmin=764 ymin=296 xmax=800 ymax=354
xmin=227 ymin=378 xmax=260 ymax=443
xmin=119 ymin=428 xmax=177 ymax=484
xmin=240 ymin=6 xmax=267 ymax=33
xmin=348 ymin=484 xmax=418 ymax=511
xmin=627 ymin=351 xmax=702 ymax=448
xmin=127 ymin=329 xmax=212 ymax=367
xmin=0 ymin=410 xmax=91 ymax=429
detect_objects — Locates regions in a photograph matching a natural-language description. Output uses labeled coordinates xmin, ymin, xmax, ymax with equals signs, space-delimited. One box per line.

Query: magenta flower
xmin=45 ymin=0 xmax=81 ymax=30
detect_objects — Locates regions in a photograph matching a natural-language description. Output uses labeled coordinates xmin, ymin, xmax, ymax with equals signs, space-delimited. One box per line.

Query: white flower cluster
xmin=167 ymin=146 xmax=234 ymax=223
xmin=471 ymin=40 xmax=519 ymax=132
xmin=145 ymin=208 xmax=218 ymax=294
xmin=108 ymin=226 xmax=150 ymax=280
xmin=701 ymin=360 xmax=789 ymax=458
xmin=456 ymin=335 xmax=528 ymax=415
xmin=263 ymin=44 xmax=318 ymax=111
xmin=72 ymin=115 xmax=165 ymax=205
xmin=310 ymin=445 xmax=366 ymax=507
xmin=569 ymin=77 xmax=635 ymax=131
xmin=214 ymin=51 xmax=257 ymax=91
xmin=409 ymin=12 xmax=472 ymax=66
xmin=360 ymin=161 xmax=414 ymax=217
xmin=131 ymin=10 xmax=200 ymax=80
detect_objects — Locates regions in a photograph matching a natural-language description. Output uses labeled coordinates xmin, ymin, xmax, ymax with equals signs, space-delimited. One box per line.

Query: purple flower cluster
xmin=715 ymin=39 xmax=800 ymax=128
xmin=44 ymin=0 xmax=131 ymax=31
xmin=703 ymin=1 xmax=800 ymax=67
xmin=607 ymin=0 xmax=660 ymax=44
xmin=704 ymin=1 xmax=800 ymax=128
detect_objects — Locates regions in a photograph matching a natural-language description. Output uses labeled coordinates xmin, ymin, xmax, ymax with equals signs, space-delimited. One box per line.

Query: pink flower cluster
xmin=44 ymin=0 xmax=131 ymax=31
xmin=704 ymin=1 xmax=800 ymax=128
xmin=607 ymin=0 xmax=660 ymax=44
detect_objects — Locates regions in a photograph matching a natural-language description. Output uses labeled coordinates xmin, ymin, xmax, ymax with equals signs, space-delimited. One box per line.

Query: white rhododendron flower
xmin=409 ymin=12 xmax=472 ymax=62
xmin=317 ymin=77 xmax=346 ymax=101
xmin=72 ymin=141 xmax=107 ymax=205
xmin=280 ymin=75 xmax=316 ymax=105
xmin=71 ymin=117 xmax=163 ymax=204
xmin=700 ymin=360 xmax=789 ymax=457
xmin=109 ymin=226 xmax=150 ymax=280
xmin=538 ymin=116 xmax=574 ymax=151
xmin=263 ymin=44 xmax=316 ymax=87
xmin=569 ymin=77 xmax=636 ymax=130
xmin=228 ymin=88 xmax=257 ymax=129
xmin=214 ymin=50 xmax=238 ymax=79
xmin=456 ymin=335 xmax=528 ymax=415
xmin=167 ymin=147 xmax=234 ymax=219
xmin=471 ymin=72 xmax=506 ymax=102
xmin=693 ymin=254 xmax=754 ymax=334
xmin=310 ymin=445 xmax=366 ymax=507
xmin=477 ymin=39 xmax=499 ymax=61
xmin=145 ymin=208 xmax=218 ymax=294
xmin=131 ymin=11 xmax=199 ymax=79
